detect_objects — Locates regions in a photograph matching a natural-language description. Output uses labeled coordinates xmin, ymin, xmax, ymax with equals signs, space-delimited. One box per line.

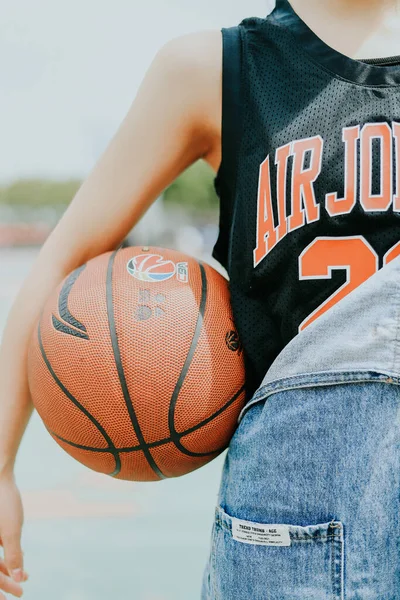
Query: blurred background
xmin=1 ymin=1 xmax=273 ymax=598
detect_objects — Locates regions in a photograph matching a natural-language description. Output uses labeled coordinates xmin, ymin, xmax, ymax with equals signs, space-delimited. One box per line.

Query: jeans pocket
xmin=209 ymin=504 xmax=345 ymax=600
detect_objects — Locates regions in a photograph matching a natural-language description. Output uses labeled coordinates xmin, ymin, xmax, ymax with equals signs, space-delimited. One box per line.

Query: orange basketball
xmin=27 ymin=246 xmax=246 ymax=481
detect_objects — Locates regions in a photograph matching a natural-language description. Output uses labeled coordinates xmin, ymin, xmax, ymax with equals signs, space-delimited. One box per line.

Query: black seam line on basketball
xmin=47 ymin=383 xmax=245 ymax=455
xmin=57 ymin=264 xmax=88 ymax=334
xmin=177 ymin=383 xmax=245 ymax=444
xmin=37 ymin=316 xmax=121 ymax=478
xmin=167 ymin=260 xmax=214 ymax=457
xmin=52 ymin=315 xmax=89 ymax=340
xmin=48 ymin=429 xmax=171 ymax=453
xmin=106 ymin=248 xmax=166 ymax=480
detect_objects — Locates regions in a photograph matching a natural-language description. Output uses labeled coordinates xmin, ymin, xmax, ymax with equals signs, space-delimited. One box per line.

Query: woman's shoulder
xmin=155 ymin=29 xmax=223 ymax=171
xmin=158 ymin=29 xmax=222 ymax=69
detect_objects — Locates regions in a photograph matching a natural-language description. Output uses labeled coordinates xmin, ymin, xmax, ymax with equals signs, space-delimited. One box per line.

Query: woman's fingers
xmin=0 ymin=476 xmax=28 ymax=595
xmin=0 ymin=570 xmax=23 ymax=597
xmin=0 ymin=546 xmax=10 ymax=598
xmin=2 ymin=530 xmax=24 ymax=583
xmin=0 ymin=540 xmax=28 ymax=583
xmin=0 ymin=558 xmax=10 ymax=576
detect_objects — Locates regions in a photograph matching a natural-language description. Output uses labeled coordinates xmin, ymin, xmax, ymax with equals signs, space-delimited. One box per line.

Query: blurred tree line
xmin=163 ymin=159 xmax=219 ymax=214
xmin=0 ymin=159 xmax=219 ymax=216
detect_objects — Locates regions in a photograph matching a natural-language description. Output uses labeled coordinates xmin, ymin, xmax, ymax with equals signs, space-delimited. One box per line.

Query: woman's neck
xmin=289 ymin=0 xmax=400 ymax=59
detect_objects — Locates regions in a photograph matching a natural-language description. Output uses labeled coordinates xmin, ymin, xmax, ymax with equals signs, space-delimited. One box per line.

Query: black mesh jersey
xmin=212 ymin=0 xmax=400 ymax=404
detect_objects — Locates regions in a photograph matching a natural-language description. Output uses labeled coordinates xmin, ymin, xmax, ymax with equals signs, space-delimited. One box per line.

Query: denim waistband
xmin=239 ymin=253 xmax=400 ymax=422
xmin=238 ymin=369 xmax=400 ymax=423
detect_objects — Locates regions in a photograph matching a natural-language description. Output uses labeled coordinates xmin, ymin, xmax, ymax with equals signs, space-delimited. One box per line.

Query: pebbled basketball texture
xmin=27 ymin=246 xmax=246 ymax=481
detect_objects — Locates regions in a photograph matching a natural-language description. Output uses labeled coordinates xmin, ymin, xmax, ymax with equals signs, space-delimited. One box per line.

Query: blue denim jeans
xmin=201 ymin=376 xmax=400 ymax=599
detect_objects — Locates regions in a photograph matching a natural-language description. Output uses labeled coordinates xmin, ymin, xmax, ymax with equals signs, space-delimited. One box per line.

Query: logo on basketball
xmin=225 ymin=319 xmax=243 ymax=354
xmin=225 ymin=330 xmax=242 ymax=352
xmin=176 ymin=262 xmax=188 ymax=283
xmin=127 ymin=254 xmax=176 ymax=283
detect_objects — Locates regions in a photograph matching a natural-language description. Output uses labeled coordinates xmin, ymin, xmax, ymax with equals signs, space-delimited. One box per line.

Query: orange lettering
xmin=360 ymin=123 xmax=392 ymax=211
xmin=289 ymin=136 xmax=323 ymax=232
xmin=253 ymin=156 xmax=277 ymax=267
xmin=326 ymin=126 xmax=359 ymax=216
xmin=275 ymin=143 xmax=291 ymax=244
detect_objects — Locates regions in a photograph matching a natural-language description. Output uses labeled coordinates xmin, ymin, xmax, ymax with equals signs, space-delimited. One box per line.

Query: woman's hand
xmin=0 ymin=472 xmax=28 ymax=598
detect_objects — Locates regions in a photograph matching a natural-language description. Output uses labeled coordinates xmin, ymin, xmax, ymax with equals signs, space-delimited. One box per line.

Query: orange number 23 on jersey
xmin=299 ymin=236 xmax=400 ymax=332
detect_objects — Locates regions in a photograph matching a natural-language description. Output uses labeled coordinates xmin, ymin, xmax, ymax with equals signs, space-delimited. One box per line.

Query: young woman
xmin=1 ymin=0 xmax=400 ymax=597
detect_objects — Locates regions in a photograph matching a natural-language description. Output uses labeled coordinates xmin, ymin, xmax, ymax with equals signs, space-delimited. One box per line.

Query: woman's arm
xmin=0 ymin=29 xmax=222 ymax=597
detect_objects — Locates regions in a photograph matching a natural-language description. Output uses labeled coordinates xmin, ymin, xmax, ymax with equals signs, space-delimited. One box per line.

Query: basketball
xmin=26 ymin=246 xmax=246 ymax=481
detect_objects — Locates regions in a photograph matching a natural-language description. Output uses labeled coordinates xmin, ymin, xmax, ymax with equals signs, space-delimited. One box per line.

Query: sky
xmin=0 ymin=0 xmax=273 ymax=184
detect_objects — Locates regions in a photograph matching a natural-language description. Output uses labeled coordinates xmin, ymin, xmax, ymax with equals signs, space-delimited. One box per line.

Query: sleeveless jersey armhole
xmin=211 ymin=25 xmax=244 ymax=274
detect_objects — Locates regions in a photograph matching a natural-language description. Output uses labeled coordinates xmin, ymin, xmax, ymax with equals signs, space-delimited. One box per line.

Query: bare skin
xmin=0 ymin=1 xmax=400 ymax=597
xmin=292 ymin=0 xmax=400 ymax=59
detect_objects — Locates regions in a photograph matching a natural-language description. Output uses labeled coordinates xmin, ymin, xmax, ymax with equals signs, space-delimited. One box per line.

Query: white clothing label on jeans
xmin=231 ymin=517 xmax=291 ymax=546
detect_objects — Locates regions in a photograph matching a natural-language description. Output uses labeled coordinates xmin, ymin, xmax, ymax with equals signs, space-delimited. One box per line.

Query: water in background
xmin=1 ymin=247 xmax=227 ymax=600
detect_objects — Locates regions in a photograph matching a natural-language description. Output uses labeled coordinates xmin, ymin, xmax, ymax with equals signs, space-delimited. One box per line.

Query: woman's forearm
xmin=0 ymin=253 xmax=70 ymax=476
